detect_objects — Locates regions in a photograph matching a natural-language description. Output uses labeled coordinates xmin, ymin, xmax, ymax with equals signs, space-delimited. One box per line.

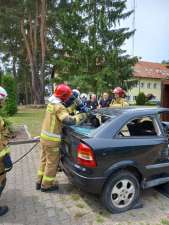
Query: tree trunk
xmin=12 ymin=56 xmax=17 ymax=78
xmin=39 ymin=0 xmax=46 ymax=104
xmin=20 ymin=15 xmax=44 ymax=104
xmin=24 ymin=79 xmax=28 ymax=105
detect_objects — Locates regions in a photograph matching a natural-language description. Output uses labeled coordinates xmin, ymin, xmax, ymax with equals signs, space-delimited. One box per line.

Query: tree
xmin=0 ymin=1 xmax=21 ymax=78
xmin=52 ymin=0 xmax=138 ymax=93
xmin=136 ymin=92 xmax=146 ymax=105
xmin=20 ymin=0 xmax=47 ymax=104
xmin=162 ymin=60 xmax=169 ymax=69
xmin=0 ymin=0 xmax=50 ymax=104
xmin=0 ymin=0 xmax=138 ymax=100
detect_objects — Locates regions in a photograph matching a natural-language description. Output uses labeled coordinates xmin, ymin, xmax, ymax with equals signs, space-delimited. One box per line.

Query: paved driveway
xmin=1 ymin=143 xmax=169 ymax=225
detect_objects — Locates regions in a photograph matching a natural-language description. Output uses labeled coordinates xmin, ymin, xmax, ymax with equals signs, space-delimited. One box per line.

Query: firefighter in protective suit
xmin=0 ymin=87 xmax=11 ymax=216
xmin=36 ymin=84 xmax=87 ymax=192
xmin=110 ymin=87 xmax=129 ymax=108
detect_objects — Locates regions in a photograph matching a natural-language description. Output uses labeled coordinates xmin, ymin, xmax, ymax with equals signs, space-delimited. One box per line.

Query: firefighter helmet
xmin=0 ymin=86 xmax=8 ymax=100
xmin=112 ymin=87 xmax=125 ymax=97
xmin=54 ymin=84 xmax=72 ymax=101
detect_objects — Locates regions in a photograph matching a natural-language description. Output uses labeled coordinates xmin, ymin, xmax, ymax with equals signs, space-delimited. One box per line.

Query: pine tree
xmin=53 ymin=0 xmax=138 ymax=93
xmin=52 ymin=1 xmax=87 ymax=86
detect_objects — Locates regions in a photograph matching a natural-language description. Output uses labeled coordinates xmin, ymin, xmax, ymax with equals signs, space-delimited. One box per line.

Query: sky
xmin=123 ymin=0 xmax=169 ymax=63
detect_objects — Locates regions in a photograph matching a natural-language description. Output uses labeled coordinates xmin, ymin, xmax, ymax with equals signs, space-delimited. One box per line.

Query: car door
xmin=115 ymin=115 xmax=169 ymax=178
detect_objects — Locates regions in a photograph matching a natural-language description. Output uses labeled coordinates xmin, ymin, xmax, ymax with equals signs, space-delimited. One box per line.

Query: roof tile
xmin=133 ymin=61 xmax=169 ymax=79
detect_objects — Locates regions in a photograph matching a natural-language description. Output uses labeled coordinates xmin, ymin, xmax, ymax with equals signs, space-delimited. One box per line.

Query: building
xmin=127 ymin=61 xmax=169 ymax=103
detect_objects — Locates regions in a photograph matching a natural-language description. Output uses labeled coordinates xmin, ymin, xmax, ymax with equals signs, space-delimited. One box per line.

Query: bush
xmin=136 ymin=92 xmax=146 ymax=105
xmin=1 ymin=75 xmax=17 ymax=116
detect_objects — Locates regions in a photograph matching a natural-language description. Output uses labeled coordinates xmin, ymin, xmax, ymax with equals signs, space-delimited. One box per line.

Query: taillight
xmin=77 ymin=143 xmax=97 ymax=168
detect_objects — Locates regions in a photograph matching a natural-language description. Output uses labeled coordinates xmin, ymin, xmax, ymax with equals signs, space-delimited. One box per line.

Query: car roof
xmin=92 ymin=107 xmax=169 ymax=118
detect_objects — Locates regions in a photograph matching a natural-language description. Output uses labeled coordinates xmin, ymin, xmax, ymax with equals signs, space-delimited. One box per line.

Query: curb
xmin=24 ymin=124 xmax=31 ymax=139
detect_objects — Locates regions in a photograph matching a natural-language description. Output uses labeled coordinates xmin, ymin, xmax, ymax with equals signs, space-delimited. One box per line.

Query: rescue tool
xmin=0 ymin=138 xmax=40 ymax=176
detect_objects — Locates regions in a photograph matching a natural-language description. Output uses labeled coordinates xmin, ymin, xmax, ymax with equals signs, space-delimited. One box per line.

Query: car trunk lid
xmin=61 ymin=125 xmax=95 ymax=163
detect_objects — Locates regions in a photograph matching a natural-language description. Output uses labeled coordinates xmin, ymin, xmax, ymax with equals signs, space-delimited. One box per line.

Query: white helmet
xmin=80 ymin=93 xmax=87 ymax=99
xmin=0 ymin=86 xmax=8 ymax=100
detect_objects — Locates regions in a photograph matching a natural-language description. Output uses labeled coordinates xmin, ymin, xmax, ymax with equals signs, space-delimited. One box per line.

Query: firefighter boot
xmin=41 ymin=184 xmax=58 ymax=192
xmin=0 ymin=206 xmax=8 ymax=216
xmin=36 ymin=182 xmax=41 ymax=190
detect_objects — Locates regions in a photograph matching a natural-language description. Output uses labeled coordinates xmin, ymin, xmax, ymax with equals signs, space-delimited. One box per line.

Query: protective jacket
xmin=0 ymin=117 xmax=10 ymax=194
xmin=110 ymin=98 xmax=129 ymax=108
xmin=40 ymin=95 xmax=86 ymax=146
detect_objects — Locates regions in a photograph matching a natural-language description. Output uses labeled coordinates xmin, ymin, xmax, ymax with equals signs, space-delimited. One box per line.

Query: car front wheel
xmin=102 ymin=170 xmax=140 ymax=213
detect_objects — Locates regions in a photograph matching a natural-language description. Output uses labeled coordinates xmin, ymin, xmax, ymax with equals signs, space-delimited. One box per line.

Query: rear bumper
xmin=60 ymin=158 xmax=106 ymax=194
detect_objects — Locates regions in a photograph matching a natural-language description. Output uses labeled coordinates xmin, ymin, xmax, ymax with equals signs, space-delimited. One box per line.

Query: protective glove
xmin=33 ymin=136 xmax=40 ymax=142
xmin=75 ymin=113 xmax=87 ymax=125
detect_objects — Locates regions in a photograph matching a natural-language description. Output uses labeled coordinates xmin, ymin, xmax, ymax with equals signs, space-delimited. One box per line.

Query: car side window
xmin=118 ymin=116 xmax=160 ymax=137
xmin=158 ymin=112 xmax=169 ymax=140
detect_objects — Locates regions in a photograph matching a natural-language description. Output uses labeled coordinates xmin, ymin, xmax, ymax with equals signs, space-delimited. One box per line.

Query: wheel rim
xmin=111 ymin=179 xmax=135 ymax=209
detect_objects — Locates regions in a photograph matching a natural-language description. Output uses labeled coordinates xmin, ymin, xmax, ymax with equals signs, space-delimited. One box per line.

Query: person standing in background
xmin=87 ymin=94 xmax=98 ymax=110
xmin=110 ymin=87 xmax=129 ymax=108
xmin=99 ymin=92 xmax=111 ymax=108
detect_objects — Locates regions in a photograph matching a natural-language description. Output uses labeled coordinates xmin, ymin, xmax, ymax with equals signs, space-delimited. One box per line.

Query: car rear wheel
xmin=102 ymin=170 xmax=140 ymax=213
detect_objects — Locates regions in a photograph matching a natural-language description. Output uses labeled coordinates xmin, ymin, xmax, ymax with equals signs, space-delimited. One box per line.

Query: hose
xmin=0 ymin=142 xmax=39 ymax=176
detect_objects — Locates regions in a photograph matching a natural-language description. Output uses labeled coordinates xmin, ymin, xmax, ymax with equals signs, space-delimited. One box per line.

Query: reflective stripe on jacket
xmin=0 ymin=147 xmax=10 ymax=159
xmin=110 ymin=98 xmax=129 ymax=108
xmin=40 ymin=130 xmax=61 ymax=142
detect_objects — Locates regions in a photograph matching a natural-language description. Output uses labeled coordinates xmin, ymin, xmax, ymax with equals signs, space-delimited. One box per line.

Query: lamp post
xmin=132 ymin=0 xmax=136 ymax=57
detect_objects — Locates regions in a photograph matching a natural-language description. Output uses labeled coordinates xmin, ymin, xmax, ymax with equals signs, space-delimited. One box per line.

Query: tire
xmin=101 ymin=170 xmax=140 ymax=214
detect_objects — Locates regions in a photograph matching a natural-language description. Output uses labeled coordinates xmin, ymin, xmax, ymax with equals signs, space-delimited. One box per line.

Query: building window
xmin=140 ymin=82 xmax=144 ymax=88
xmin=147 ymin=83 xmax=151 ymax=89
xmin=153 ymin=83 xmax=157 ymax=89
xmin=127 ymin=96 xmax=131 ymax=101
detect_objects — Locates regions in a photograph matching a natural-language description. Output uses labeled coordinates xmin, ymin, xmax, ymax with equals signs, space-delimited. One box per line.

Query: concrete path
xmin=1 ymin=143 xmax=169 ymax=225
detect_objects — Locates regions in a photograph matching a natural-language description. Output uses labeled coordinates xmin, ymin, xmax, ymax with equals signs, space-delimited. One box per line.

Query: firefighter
xmin=110 ymin=87 xmax=129 ymax=108
xmin=36 ymin=84 xmax=87 ymax=192
xmin=0 ymin=86 xmax=11 ymax=216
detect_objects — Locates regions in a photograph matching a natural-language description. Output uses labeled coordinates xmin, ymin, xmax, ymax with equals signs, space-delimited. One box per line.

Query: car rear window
xmin=70 ymin=111 xmax=118 ymax=137
xmin=70 ymin=125 xmax=96 ymax=137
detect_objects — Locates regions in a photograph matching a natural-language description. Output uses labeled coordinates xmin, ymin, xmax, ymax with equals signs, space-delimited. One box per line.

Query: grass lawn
xmin=9 ymin=107 xmax=45 ymax=137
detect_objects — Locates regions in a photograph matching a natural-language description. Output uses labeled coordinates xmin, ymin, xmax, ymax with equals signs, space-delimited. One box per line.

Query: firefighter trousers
xmin=37 ymin=143 xmax=60 ymax=188
xmin=0 ymin=159 xmax=6 ymax=196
